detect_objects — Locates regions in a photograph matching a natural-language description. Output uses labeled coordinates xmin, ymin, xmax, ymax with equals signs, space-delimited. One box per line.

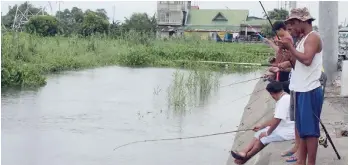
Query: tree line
xmin=2 ymin=2 xmax=331 ymax=38
xmin=1 ymin=2 xmax=157 ymax=37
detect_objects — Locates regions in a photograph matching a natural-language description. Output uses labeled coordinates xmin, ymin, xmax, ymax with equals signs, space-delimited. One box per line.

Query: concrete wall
xmin=342 ymin=61 xmax=348 ymax=96
xmin=184 ymin=31 xmax=211 ymax=40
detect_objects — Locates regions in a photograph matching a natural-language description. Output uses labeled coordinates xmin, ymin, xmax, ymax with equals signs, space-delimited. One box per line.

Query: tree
xmin=109 ymin=20 xmax=123 ymax=38
xmin=71 ymin=7 xmax=84 ymax=23
xmin=80 ymin=10 xmax=109 ymax=36
xmin=264 ymin=8 xmax=289 ymax=20
xmin=122 ymin=13 xmax=157 ymax=33
xmin=261 ymin=23 xmax=274 ymax=38
xmin=260 ymin=8 xmax=289 ymax=38
xmin=95 ymin=9 xmax=108 ymax=20
xmin=25 ymin=15 xmax=58 ymax=36
xmin=55 ymin=7 xmax=84 ymax=35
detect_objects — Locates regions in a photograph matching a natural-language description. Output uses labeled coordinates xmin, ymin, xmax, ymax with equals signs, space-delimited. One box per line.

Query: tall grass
xmin=1 ymin=31 xmax=274 ymax=88
xmin=167 ymin=68 xmax=221 ymax=113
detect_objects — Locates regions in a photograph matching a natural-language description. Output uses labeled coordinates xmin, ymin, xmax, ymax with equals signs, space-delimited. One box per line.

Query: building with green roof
xmin=185 ymin=9 xmax=248 ymax=32
xmin=183 ymin=8 xmax=269 ymax=41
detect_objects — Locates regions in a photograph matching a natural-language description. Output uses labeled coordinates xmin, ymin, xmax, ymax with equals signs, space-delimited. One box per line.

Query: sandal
xmin=230 ymin=151 xmax=247 ymax=160
xmin=281 ymin=151 xmax=295 ymax=157
xmin=286 ymin=155 xmax=297 ymax=163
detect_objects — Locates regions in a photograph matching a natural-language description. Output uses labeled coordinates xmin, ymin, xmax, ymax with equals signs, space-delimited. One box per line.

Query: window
xmin=159 ymin=12 xmax=166 ymax=22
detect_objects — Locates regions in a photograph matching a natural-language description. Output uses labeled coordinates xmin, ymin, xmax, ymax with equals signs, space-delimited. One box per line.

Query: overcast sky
xmin=1 ymin=1 xmax=348 ymax=26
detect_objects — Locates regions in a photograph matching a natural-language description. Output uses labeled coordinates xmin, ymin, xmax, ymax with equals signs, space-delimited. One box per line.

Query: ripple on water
xmin=1 ymin=66 xmax=262 ymax=165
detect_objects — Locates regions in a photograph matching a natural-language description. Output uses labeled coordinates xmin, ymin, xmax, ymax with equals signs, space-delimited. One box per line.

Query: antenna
xmin=11 ymin=1 xmax=51 ymax=31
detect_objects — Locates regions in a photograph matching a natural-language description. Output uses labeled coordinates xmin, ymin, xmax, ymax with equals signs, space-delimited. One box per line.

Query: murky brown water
xmin=1 ymin=66 xmax=262 ymax=165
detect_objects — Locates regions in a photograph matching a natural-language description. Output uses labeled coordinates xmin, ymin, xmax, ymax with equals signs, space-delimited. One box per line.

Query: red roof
xmin=191 ymin=6 xmax=199 ymax=9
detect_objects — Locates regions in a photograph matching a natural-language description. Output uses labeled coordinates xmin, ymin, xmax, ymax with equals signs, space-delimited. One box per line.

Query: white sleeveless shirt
xmin=289 ymin=31 xmax=323 ymax=92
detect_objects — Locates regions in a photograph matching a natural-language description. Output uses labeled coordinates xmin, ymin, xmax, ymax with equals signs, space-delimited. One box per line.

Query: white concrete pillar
xmin=341 ymin=61 xmax=348 ymax=96
xmin=319 ymin=1 xmax=339 ymax=84
xmin=245 ymin=27 xmax=247 ymax=37
xmin=289 ymin=1 xmax=297 ymax=11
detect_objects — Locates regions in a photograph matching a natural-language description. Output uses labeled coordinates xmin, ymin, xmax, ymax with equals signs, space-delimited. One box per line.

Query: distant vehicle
xmin=338 ymin=27 xmax=348 ymax=71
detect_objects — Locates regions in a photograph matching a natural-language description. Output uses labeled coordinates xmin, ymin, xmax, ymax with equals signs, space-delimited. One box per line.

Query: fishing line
xmin=114 ymin=84 xmax=268 ymax=150
xmin=113 ymin=128 xmax=254 ymax=150
xmin=219 ymin=77 xmax=262 ymax=88
xmin=174 ymin=60 xmax=271 ymax=67
xmin=247 ymin=24 xmax=265 ymax=40
xmin=196 ymin=87 xmax=267 ymax=109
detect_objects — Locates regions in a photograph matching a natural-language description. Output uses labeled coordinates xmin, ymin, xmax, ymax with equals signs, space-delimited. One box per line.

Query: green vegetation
xmin=25 ymin=15 xmax=59 ymax=36
xmin=1 ymin=2 xmax=280 ymax=88
xmin=167 ymin=68 xmax=221 ymax=113
xmin=1 ymin=32 xmax=273 ymax=88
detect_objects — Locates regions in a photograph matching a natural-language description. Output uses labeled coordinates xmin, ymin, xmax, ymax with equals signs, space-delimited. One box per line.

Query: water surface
xmin=1 ymin=66 xmax=262 ymax=165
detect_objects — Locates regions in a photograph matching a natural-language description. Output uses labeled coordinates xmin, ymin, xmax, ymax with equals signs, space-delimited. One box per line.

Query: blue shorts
xmin=295 ymin=87 xmax=324 ymax=138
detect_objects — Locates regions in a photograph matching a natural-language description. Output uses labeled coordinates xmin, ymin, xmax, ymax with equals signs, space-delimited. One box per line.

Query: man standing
xmin=263 ymin=21 xmax=295 ymax=83
xmin=277 ymin=8 xmax=324 ymax=165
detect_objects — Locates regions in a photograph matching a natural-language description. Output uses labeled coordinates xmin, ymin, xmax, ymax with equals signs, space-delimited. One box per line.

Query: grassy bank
xmin=1 ymin=32 xmax=274 ymax=88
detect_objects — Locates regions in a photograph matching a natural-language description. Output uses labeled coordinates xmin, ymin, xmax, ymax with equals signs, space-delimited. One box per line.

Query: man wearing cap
xmin=276 ymin=8 xmax=324 ymax=165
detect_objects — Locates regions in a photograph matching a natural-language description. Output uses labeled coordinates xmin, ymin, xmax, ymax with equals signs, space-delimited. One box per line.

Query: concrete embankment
xmin=226 ymin=79 xmax=348 ymax=165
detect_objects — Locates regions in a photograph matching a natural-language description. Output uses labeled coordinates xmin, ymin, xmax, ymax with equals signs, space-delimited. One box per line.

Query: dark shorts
xmin=295 ymin=87 xmax=324 ymax=138
xmin=278 ymin=71 xmax=290 ymax=82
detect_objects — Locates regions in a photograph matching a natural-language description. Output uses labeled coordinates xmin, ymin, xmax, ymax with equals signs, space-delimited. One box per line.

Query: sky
xmin=1 ymin=1 xmax=348 ymax=26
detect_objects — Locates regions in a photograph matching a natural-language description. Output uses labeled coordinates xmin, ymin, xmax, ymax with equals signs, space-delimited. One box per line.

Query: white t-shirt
xmin=272 ymin=94 xmax=295 ymax=140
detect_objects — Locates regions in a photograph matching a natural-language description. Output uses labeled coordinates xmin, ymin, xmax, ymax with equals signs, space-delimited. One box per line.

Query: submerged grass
xmin=167 ymin=67 xmax=221 ymax=112
xmin=1 ymin=31 xmax=274 ymax=88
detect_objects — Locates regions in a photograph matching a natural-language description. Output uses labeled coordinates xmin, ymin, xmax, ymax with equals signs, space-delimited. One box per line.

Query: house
xmin=239 ymin=16 xmax=270 ymax=40
xmin=156 ymin=1 xmax=191 ymax=38
xmin=156 ymin=2 xmax=270 ymax=41
xmin=184 ymin=8 xmax=269 ymax=41
xmin=184 ymin=8 xmax=249 ymax=41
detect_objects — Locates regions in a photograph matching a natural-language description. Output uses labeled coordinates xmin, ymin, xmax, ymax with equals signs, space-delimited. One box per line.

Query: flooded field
xmin=1 ymin=66 xmax=262 ymax=165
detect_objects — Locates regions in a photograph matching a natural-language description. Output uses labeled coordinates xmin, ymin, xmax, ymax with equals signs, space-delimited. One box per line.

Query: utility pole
xmin=112 ymin=5 xmax=115 ymax=23
xmin=289 ymin=1 xmax=297 ymax=11
xmin=319 ymin=1 xmax=338 ymax=84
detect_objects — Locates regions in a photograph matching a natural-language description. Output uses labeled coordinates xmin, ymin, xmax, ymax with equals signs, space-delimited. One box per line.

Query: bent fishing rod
xmin=113 ymin=128 xmax=253 ymax=150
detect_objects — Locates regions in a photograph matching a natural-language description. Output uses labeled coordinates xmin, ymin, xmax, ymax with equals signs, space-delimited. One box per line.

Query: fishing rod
xmin=259 ymin=1 xmax=280 ymax=41
xmin=258 ymin=1 xmax=295 ymax=69
xmin=247 ymin=24 xmax=265 ymax=41
xmin=114 ymin=80 xmax=270 ymax=151
xmin=315 ymin=73 xmax=341 ymax=159
xmin=113 ymin=128 xmax=253 ymax=150
xmin=174 ymin=60 xmax=271 ymax=67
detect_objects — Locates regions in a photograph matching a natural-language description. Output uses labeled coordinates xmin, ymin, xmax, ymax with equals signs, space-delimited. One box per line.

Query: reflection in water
xmin=1 ymin=66 xmax=262 ymax=165
xmin=167 ymin=69 xmax=221 ymax=113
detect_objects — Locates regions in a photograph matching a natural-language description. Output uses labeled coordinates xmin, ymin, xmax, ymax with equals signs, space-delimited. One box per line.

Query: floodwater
xmin=1 ymin=66 xmax=262 ymax=165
